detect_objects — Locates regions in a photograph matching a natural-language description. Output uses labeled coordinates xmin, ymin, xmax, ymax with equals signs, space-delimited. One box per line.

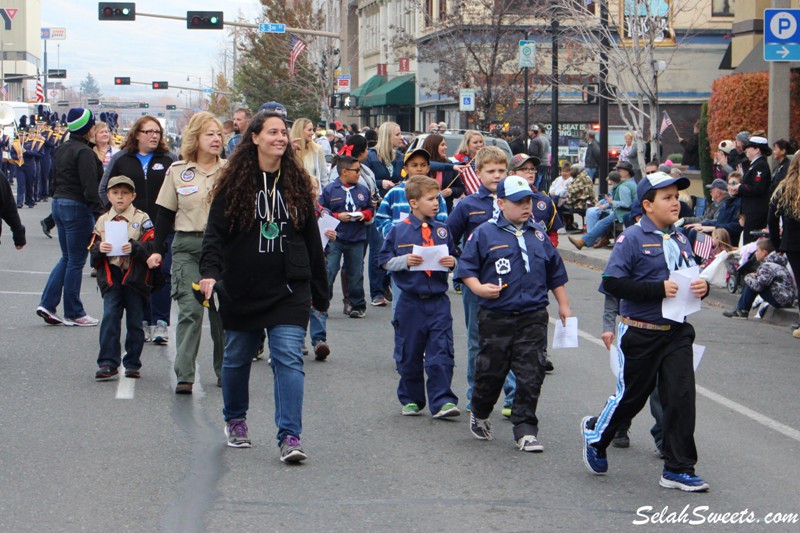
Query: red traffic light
xmin=152 ymin=81 xmax=168 ymax=90
xmin=114 ymin=76 xmax=131 ymax=85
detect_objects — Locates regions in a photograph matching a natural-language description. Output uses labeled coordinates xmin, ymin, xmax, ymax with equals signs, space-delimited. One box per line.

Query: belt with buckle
xmin=620 ymin=317 xmax=671 ymax=331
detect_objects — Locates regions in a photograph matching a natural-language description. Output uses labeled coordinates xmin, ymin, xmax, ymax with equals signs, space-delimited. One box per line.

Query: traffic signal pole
xmin=133 ymin=12 xmax=340 ymax=39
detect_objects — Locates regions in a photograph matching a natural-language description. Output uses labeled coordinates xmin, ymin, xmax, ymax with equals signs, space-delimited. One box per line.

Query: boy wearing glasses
xmin=509 ymin=153 xmax=563 ymax=247
xmin=319 ymin=155 xmax=374 ymax=319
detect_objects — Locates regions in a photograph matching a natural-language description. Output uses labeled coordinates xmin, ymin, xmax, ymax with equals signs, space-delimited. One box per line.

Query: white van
xmin=3 ymin=101 xmax=53 ymax=125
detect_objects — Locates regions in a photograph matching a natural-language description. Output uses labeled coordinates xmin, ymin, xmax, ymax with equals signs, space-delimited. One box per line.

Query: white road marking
xmin=549 ymin=317 xmax=800 ymax=444
xmin=116 ymin=374 xmax=135 ymax=400
xmin=0 ymin=291 xmax=46 ymax=295
xmin=0 ymin=269 xmax=52 ymax=275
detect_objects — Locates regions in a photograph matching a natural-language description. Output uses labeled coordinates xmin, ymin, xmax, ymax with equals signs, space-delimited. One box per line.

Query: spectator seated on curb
xmin=723 ymin=239 xmax=796 ymax=319
xmin=567 ymin=166 xmax=636 ymax=250
xmin=561 ymin=164 xmax=595 ymax=230
xmin=679 ymin=177 xmax=742 ymax=245
xmin=699 ymin=228 xmax=735 ymax=269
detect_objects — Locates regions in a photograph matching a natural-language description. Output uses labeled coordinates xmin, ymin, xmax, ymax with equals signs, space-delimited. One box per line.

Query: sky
xmin=41 ymin=0 xmax=265 ymax=103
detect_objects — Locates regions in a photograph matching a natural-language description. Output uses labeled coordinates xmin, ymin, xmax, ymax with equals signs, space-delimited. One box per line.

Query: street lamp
xmin=652 ymin=59 xmax=667 ymax=161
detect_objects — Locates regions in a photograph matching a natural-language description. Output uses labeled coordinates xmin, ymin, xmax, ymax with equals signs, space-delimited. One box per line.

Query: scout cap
xmin=636 ymin=171 xmax=690 ymax=203
xmin=403 ymin=148 xmax=430 ymax=164
xmin=497 ymin=175 xmax=534 ymax=202
xmin=510 ymin=153 xmax=540 ymax=170
xmin=107 ymin=175 xmax=136 ymax=191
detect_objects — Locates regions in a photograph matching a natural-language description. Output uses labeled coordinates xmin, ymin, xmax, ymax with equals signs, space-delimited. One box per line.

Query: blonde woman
xmin=618 ymin=132 xmax=641 ymax=182
xmin=147 ymin=111 xmax=227 ymax=394
xmin=92 ymin=122 xmax=119 ymax=171
xmin=364 ymin=121 xmax=404 ymax=196
xmin=768 ymin=153 xmax=800 ymax=337
xmin=454 ymin=130 xmax=485 ymax=164
xmin=290 ymin=118 xmax=329 ymax=187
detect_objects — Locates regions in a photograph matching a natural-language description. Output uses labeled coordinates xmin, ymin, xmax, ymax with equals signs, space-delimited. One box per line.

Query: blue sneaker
xmin=581 ymin=416 xmax=608 ymax=474
xmin=659 ymin=469 xmax=710 ymax=492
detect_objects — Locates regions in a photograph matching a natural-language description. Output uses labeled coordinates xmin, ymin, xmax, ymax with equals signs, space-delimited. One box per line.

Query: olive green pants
xmin=171 ymin=233 xmax=223 ymax=383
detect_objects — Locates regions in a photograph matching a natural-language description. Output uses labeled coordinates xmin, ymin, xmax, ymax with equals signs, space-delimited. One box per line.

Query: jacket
xmin=89 ymin=224 xmax=162 ymax=299
xmin=737 ymin=156 xmax=772 ymax=217
xmin=770 ymin=158 xmax=790 ymax=196
xmin=702 ymin=195 xmax=741 ymax=243
xmin=364 ymin=149 xmax=403 ymax=197
xmin=100 ymin=150 xmax=176 ymax=220
xmin=565 ymin=171 xmax=595 ymax=211
xmin=744 ymin=252 xmax=796 ymax=308
xmin=768 ymin=191 xmax=800 ymax=253
xmin=52 ymin=135 xmax=104 ymax=217
xmin=584 ymin=141 xmax=602 ymax=168
xmin=0 ymin=174 xmax=25 ymax=246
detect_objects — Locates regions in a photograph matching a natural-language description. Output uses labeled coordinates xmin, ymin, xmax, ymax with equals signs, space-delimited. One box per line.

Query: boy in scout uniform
xmin=508 ymin=153 xmax=564 ymax=247
xmin=90 ymin=176 xmax=159 ymax=381
xmin=581 ymin=172 xmax=710 ymax=492
xmin=378 ymin=176 xmax=460 ymax=418
xmin=455 ymin=175 xmax=571 ymax=452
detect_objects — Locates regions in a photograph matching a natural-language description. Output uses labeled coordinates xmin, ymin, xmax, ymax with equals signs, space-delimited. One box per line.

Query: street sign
xmin=202 ymin=88 xmax=214 ymax=94
xmin=519 ymin=40 xmax=536 ymax=68
xmin=764 ymin=9 xmax=800 ymax=61
xmin=41 ymin=27 xmax=66 ymax=40
xmin=48 ymin=69 xmax=67 ymax=79
xmin=336 ymin=74 xmax=351 ymax=94
xmin=57 ymin=100 xmax=69 ymax=107
xmin=459 ymin=89 xmax=475 ymax=112
xmin=258 ymin=23 xmax=286 ymax=33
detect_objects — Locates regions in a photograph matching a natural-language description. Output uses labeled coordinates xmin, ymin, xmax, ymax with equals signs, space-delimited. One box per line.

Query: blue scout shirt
xmin=603 ymin=214 xmax=697 ymax=325
xmin=319 ymin=178 xmax=373 ymax=243
xmin=454 ymin=213 xmax=568 ymax=314
xmin=446 ymin=185 xmax=496 ymax=248
xmin=378 ymin=213 xmax=457 ymax=297
xmin=531 ymin=190 xmax=564 ymax=233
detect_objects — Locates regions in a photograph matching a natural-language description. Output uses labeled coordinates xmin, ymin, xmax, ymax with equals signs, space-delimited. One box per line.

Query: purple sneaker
xmin=280 ymin=435 xmax=307 ymax=463
xmin=225 ymin=418 xmax=252 ymax=448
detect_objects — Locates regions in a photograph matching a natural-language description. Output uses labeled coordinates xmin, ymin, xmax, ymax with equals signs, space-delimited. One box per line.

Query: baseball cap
xmin=706 ymin=178 xmax=728 ymax=191
xmin=615 ymin=160 xmax=634 ymax=172
xmin=497 ymin=175 xmax=534 ymax=202
xmin=510 ymin=153 xmax=540 ymax=170
xmin=403 ymin=148 xmax=430 ymax=164
xmin=334 ymin=120 xmax=343 ymax=130
xmin=718 ymin=140 xmax=735 ymax=154
xmin=107 ymin=175 xmax=136 ymax=191
xmin=259 ymin=101 xmax=288 ymax=118
xmin=636 ymin=171 xmax=690 ymax=202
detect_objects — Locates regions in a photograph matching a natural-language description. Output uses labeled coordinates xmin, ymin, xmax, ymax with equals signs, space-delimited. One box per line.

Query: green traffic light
xmin=210 ymin=17 xmax=218 ymax=23
xmin=122 ymin=8 xmax=129 ymax=15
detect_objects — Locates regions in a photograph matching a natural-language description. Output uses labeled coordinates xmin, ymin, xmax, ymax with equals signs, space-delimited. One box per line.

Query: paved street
xmin=2 ymin=203 xmax=800 ymax=532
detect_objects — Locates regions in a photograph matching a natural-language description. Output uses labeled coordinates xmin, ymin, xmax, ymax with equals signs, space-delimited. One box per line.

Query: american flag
xmin=288 ymin=35 xmax=306 ymax=78
xmin=0 ymin=84 xmax=8 ymax=101
xmin=693 ymin=232 xmax=713 ymax=261
xmin=35 ymin=78 xmax=44 ymax=103
xmin=461 ymin=159 xmax=481 ymax=195
xmin=659 ymin=111 xmax=673 ymax=136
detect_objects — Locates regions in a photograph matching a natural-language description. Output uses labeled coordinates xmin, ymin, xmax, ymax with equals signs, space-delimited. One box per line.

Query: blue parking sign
xmin=764 ymin=9 xmax=800 ymax=61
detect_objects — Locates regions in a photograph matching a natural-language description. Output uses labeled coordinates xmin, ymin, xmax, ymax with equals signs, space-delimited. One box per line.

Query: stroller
xmin=724 ymin=246 xmax=761 ymax=294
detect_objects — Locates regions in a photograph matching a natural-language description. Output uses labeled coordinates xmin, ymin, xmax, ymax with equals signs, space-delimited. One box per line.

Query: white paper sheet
xmin=552 ymin=316 xmax=579 ymax=349
xmin=692 ymin=343 xmax=705 ymax=372
xmin=409 ymin=244 xmax=450 ymax=272
xmin=348 ymin=211 xmax=364 ymax=220
xmin=104 ymin=221 xmax=129 ymax=256
xmin=317 ymin=212 xmax=340 ymax=249
xmin=661 ymin=266 xmax=702 ymax=323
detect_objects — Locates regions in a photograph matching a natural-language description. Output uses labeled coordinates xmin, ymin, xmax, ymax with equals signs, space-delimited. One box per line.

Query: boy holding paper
xmin=319 ymin=155 xmax=373 ymax=319
xmin=378 ymin=175 xmax=460 ymax=418
xmin=581 ymin=172 xmax=711 ymax=492
xmin=89 ymin=176 xmax=160 ymax=381
xmin=454 ymin=175 xmax=571 ymax=453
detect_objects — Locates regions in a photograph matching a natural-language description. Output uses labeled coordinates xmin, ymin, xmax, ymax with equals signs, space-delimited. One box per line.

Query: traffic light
xmin=330 ymin=94 xmax=340 ymax=109
xmin=583 ymin=83 xmax=599 ymax=104
xmin=98 ymin=2 xmax=135 ymax=21
xmin=187 ymin=11 xmax=223 ymax=30
xmin=138 ymin=102 xmax=149 ymax=108
xmin=152 ymin=81 xmax=168 ymax=90
xmin=87 ymin=98 xmax=100 ymax=105
xmin=114 ymin=76 xmax=131 ymax=85
xmin=166 ymin=104 xmax=177 ymax=110
xmin=157 ymin=112 xmax=165 ymax=117
xmin=342 ymin=95 xmax=355 ymax=109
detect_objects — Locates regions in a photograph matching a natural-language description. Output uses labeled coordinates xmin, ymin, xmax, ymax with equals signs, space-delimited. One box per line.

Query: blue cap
xmin=259 ymin=101 xmax=288 ymax=118
xmin=497 ymin=175 xmax=534 ymax=202
xmin=636 ymin=171 xmax=690 ymax=203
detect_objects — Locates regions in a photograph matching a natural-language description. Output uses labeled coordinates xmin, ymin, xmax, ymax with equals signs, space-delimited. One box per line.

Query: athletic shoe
xmin=371 ymin=295 xmax=387 ymax=306
xmin=175 ymin=382 xmax=193 ymax=394
xmin=343 ymin=298 xmax=352 ymax=315
xmin=722 ymin=308 xmax=748 ymax=319
xmin=581 ymin=416 xmax=608 ymax=474
xmin=153 ymin=320 xmax=169 ymax=344
xmin=313 ymin=340 xmax=330 ymax=361
xmin=36 ymin=306 xmax=63 ymax=325
xmin=349 ymin=309 xmax=366 ymax=319
xmin=517 ymin=434 xmax=544 ymax=452
xmin=659 ymin=469 xmax=710 ymax=492
xmin=501 ymin=407 xmax=512 ymax=419
xmin=124 ymin=369 xmax=141 ymax=379
xmin=402 ymin=403 xmax=421 ymax=416
xmin=756 ymin=302 xmax=770 ymax=319
xmin=95 ymin=366 xmax=118 ymax=381
xmin=143 ymin=321 xmax=153 ymax=342
xmin=470 ymin=413 xmax=492 ymax=440
xmin=40 ymin=219 xmax=52 ymax=239
xmin=253 ymin=345 xmax=265 ymax=361
xmin=611 ymin=429 xmax=630 ymax=448
xmin=280 ymin=435 xmax=307 ymax=463
xmin=217 ymin=377 xmax=222 ymax=387
xmin=545 ymin=359 xmax=555 ymax=374
xmin=433 ymin=403 xmax=460 ymax=419
xmin=453 ymin=286 xmax=462 ymax=295
xmin=63 ymin=315 xmax=99 ymax=327
xmin=384 ymin=287 xmax=393 ymax=302
xmin=225 ymin=418 xmax=252 ymax=448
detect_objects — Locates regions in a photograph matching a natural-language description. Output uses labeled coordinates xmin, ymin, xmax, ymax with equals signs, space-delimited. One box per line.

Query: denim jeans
xmin=222 ymin=326 xmax=306 ymax=443
xmin=97 ymin=265 xmax=146 ymax=370
xmin=327 ymin=240 xmax=366 ymax=311
xmin=583 ymin=210 xmax=616 ymax=247
xmin=40 ymin=197 xmax=95 ymax=320
xmin=585 ymin=167 xmax=597 ymax=181
xmin=462 ymin=285 xmax=515 ymax=408
xmin=309 ymin=308 xmax=327 ymax=343
xmin=146 ymin=231 xmax=173 ymax=325
xmin=736 ymin=285 xmax=782 ymax=312
xmin=367 ymin=223 xmax=390 ymax=299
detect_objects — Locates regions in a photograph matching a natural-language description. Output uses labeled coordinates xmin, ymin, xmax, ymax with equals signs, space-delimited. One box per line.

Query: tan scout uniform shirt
xmin=156 ymin=159 xmax=227 ymax=232
xmin=94 ymin=204 xmax=152 ymax=270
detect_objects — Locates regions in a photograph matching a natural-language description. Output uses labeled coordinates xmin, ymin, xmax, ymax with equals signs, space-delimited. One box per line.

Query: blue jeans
xmin=222 ymin=326 xmax=306 ymax=443
xmin=585 ymin=167 xmax=597 ymax=181
xmin=327 ymin=240 xmax=366 ymax=311
xmin=736 ymin=285 xmax=782 ymax=312
xmin=97 ymin=265 xmax=146 ymax=370
xmin=146 ymin=231 xmax=173 ymax=325
xmin=309 ymin=308 xmax=327 ymax=343
xmin=462 ymin=286 xmax=515 ymax=407
xmin=40 ymin=198 xmax=95 ymax=320
xmin=583 ymin=210 xmax=616 ymax=247
xmin=367 ymin=223 xmax=389 ymax=299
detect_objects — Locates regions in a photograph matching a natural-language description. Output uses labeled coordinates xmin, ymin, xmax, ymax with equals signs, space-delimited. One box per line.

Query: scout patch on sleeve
xmin=616 ymin=235 xmax=625 ymax=244
xmin=537 ymin=200 xmax=546 ymax=211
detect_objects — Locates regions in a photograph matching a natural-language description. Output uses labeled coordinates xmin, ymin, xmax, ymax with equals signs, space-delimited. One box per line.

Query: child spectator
xmin=723 ymin=239 xmax=796 ymax=319
xmin=319 ymin=155 xmax=373 ymax=319
xmin=455 ymin=175 xmax=571 ymax=452
xmin=309 ymin=188 xmax=337 ymax=360
xmin=700 ymin=228 xmax=733 ymax=269
xmin=90 ymin=176 xmax=160 ymax=380
xmin=508 ymin=153 xmax=564 ymax=247
xmin=378 ymin=175 xmax=460 ymax=418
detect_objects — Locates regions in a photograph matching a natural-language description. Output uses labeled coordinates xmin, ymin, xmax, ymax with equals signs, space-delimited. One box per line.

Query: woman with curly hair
xmin=768 ymin=152 xmax=800 ymax=338
xmin=198 ymin=110 xmax=329 ymax=461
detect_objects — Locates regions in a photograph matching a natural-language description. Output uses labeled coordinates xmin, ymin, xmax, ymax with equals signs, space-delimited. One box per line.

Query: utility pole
xmin=768 ymin=0 xmax=791 ymax=147
xmin=599 ymin=0 xmax=609 ymax=195
xmin=549 ymin=12 xmax=559 ymax=191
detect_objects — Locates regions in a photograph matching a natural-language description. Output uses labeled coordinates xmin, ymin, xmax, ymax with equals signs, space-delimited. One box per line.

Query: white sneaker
xmin=63 ymin=315 xmax=99 ymax=327
xmin=153 ymin=320 xmax=169 ymax=345
xmin=143 ymin=321 xmax=153 ymax=342
xmin=517 ymin=434 xmax=544 ymax=453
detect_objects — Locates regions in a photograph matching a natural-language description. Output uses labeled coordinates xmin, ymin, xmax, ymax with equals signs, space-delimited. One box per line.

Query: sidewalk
xmin=555 ymin=229 xmax=799 ymax=328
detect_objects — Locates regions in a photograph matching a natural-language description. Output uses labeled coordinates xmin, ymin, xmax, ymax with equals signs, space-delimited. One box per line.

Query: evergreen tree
xmin=80 ymin=73 xmax=102 ymax=98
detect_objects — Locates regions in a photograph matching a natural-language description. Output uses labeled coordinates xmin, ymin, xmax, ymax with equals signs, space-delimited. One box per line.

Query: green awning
xmin=350 ymin=75 xmax=386 ymax=98
xmin=359 ymin=75 xmax=415 ymax=108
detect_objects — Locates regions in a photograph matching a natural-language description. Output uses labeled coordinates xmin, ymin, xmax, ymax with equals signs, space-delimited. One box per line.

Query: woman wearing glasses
xmin=100 ymin=116 xmax=176 ymax=344
xmin=147 ymin=112 xmax=226 ymax=394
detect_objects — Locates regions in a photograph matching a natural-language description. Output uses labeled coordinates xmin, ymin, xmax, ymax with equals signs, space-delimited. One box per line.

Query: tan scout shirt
xmin=94 ymin=204 xmax=153 ymax=270
xmin=156 ymin=158 xmax=227 ymax=232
